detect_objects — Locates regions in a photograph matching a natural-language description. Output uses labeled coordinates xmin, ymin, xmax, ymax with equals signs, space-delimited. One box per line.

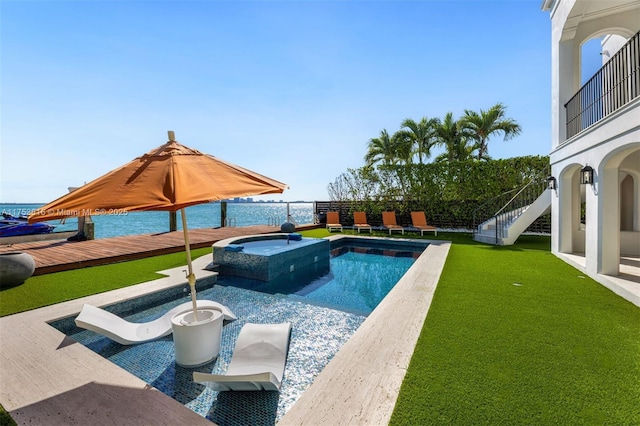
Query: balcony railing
xmin=565 ymin=30 xmax=640 ymax=139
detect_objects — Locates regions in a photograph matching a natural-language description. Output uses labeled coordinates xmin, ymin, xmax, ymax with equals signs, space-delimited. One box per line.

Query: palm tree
xmin=434 ymin=112 xmax=474 ymax=162
xmin=459 ymin=103 xmax=522 ymax=160
xmin=391 ymin=130 xmax=415 ymax=165
xmin=365 ymin=129 xmax=397 ymax=166
xmin=396 ymin=117 xmax=440 ymax=164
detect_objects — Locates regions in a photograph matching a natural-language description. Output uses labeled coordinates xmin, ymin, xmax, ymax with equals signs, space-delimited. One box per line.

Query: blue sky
xmin=1 ymin=1 xmax=579 ymax=203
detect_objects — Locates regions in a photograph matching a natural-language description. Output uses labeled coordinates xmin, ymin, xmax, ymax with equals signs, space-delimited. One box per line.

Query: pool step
xmin=282 ymin=294 xmax=369 ymax=317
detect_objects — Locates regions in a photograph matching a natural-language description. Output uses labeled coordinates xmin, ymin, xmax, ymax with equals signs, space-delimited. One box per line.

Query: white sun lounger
xmin=193 ymin=322 xmax=292 ymax=391
xmin=74 ymin=300 xmax=237 ymax=346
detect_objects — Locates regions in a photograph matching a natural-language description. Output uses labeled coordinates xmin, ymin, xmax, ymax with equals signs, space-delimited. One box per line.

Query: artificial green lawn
xmin=1 ymin=230 xmax=638 ymax=424
xmin=0 ymin=406 xmax=16 ymax=426
xmin=389 ymin=236 xmax=640 ymax=425
xmin=0 ymin=247 xmax=210 ymax=316
xmin=306 ymin=230 xmax=640 ymax=423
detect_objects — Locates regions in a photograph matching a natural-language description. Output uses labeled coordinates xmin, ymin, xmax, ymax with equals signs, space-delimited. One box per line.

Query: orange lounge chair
xmin=410 ymin=211 xmax=437 ymax=236
xmin=326 ymin=211 xmax=343 ymax=232
xmin=353 ymin=212 xmax=372 ymax=233
xmin=381 ymin=211 xmax=404 ymax=235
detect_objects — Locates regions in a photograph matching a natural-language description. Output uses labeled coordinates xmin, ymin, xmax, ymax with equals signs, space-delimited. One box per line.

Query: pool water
xmin=52 ymin=285 xmax=364 ymax=425
xmin=50 ymin=238 xmax=427 ymax=425
xmin=238 ymin=237 xmax=318 ymax=255
xmin=296 ymin=250 xmax=415 ymax=314
xmin=217 ymin=239 xmax=426 ymax=315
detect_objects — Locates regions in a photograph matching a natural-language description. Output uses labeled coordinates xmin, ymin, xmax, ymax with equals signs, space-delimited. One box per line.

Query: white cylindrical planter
xmin=171 ymin=308 xmax=223 ymax=368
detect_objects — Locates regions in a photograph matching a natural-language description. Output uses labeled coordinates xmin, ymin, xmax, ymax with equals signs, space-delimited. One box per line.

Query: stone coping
xmin=0 ymin=236 xmax=450 ymax=425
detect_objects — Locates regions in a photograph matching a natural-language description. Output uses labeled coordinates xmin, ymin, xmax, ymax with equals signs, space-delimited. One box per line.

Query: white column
xmin=552 ymin=39 xmax=575 ymax=147
xmin=633 ymin=172 xmax=640 ymax=232
xmin=551 ymin=165 xmax=560 ymax=254
xmin=571 ymin=172 xmax=584 ymax=253
xmin=584 ymin=177 xmax=599 ymax=276
xmin=598 ymin=166 xmax=620 ymax=275
xmin=557 ymin=169 xmax=575 ymax=253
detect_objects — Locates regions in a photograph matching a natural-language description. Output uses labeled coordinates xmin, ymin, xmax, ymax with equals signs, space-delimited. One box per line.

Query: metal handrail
xmin=473 ymin=187 xmax=520 ymax=217
xmin=473 ymin=166 xmax=550 ymax=243
xmin=494 ymin=179 xmax=539 ymax=217
xmin=564 ymin=30 xmax=639 ymax=139
xmin=267 ymin=216 xmax=277 ymax=226
xmin=494 ymin=183 xmax=546 ymax=243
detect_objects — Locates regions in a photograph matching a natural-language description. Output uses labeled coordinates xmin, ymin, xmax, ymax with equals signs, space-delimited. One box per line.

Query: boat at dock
xmin=0 ymin=213 xmax=55 ymax=238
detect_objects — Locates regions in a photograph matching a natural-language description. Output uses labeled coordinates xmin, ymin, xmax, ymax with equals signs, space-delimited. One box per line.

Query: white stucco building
xmin=542 ymin=0 xmax=640 ymax=306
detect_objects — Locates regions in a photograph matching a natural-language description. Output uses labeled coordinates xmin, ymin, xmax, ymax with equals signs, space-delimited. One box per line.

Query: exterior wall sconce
xmin=580 ymin=165 xmax=594 ymax=185
xmin=546 ymin=176 xmax=557 ymax=190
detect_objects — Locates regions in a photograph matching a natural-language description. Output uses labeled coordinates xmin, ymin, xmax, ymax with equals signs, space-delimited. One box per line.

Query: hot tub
xmin=212 ymin=233 xmax=330 ymax=282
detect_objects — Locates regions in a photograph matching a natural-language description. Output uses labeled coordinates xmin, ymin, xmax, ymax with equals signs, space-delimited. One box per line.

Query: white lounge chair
xmin=193 ymin=322 xmax=292 ymax=391
xmin=74 ymin=300 xmax=236 ymax=346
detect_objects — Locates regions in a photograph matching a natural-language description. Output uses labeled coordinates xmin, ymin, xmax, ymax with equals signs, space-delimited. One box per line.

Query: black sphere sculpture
xmin=280 ymin=222 xmax=295 ymax=233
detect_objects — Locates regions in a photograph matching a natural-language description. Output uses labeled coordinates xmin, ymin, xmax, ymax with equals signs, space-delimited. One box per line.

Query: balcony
xmin=565 ymin=30 xmax=640 ymax=139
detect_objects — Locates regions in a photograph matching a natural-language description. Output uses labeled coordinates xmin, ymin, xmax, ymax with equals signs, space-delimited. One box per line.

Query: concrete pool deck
xmin=0 ymin=236 xmax=450 ymax=425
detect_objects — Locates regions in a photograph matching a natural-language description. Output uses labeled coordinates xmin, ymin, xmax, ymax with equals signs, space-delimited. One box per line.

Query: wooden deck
xmin=0 ymin=226 xmax=280 ymax=275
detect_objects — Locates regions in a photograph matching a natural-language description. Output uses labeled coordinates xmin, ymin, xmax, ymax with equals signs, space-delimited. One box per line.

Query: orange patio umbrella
xmin=29 ymin=131 xmax=288 ymax=318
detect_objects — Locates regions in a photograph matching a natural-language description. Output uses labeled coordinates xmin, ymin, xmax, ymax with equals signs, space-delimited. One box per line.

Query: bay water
xmin=1 ymin=202 xmax=314 ymax=240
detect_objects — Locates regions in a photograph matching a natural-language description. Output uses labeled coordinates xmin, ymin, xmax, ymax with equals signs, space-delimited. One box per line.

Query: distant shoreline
xmin=1 ymin=202 xmax=316 ymax=239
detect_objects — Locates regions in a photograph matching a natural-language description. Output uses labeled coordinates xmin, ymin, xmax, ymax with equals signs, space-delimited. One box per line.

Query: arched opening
xmin=601 ymin=146 xmax=640 ymax=279
xmin=581 ymin=37 xmax=604 ymax=84
xmin=618 ymin=150 xmax=640 ymax=264
xmin=620 ymin=174 xmax=634 ymax=232
xmin=558 ymin=164 xmax=584 ymax=255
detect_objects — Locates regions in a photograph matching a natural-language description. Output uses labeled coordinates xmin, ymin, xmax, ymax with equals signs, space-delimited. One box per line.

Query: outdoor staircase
xmin=474 ymin=189 xmax=551 ymax=245
xmin=473 ymin=172 xmax=552 ymax=246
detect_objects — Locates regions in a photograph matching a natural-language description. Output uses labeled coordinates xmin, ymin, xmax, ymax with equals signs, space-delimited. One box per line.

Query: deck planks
xmin=0 ymin=225 xmax=280 ymax=275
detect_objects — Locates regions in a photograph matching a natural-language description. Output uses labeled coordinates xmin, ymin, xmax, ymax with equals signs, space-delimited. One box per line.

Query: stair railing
xmin=493 ymin=179 xmax=547 ymax=243
xmin=473 ymin=167 xmax=550 ymax=244
xmin=472 ymin=187 xmax=520 ymax=239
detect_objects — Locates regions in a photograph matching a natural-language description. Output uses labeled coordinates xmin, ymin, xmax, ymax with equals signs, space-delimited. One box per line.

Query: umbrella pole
xmin=181 ymin=208 xmax=199 ymax=321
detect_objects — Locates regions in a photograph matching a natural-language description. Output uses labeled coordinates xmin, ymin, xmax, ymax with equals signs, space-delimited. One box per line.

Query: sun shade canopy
xmin=29 ymin=139 xmax=288 ymax=223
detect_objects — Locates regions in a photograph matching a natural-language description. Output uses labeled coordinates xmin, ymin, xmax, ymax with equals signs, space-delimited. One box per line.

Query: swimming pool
xmin=50 ymin=237 xmax=428 ymax=425
xmin=216 ymin=237 xmax=427 ymax=315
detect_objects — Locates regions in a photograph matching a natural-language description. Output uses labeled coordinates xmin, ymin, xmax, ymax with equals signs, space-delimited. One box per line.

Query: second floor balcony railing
xmin=565 ymin=30 xmax=640 ymax=139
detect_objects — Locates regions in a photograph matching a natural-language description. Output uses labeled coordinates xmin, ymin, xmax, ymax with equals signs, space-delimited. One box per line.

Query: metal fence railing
xmin=313 ymin=198 xmax=551 ymax=235
xmin=565 ymin=30 xmax=639 ymax=139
